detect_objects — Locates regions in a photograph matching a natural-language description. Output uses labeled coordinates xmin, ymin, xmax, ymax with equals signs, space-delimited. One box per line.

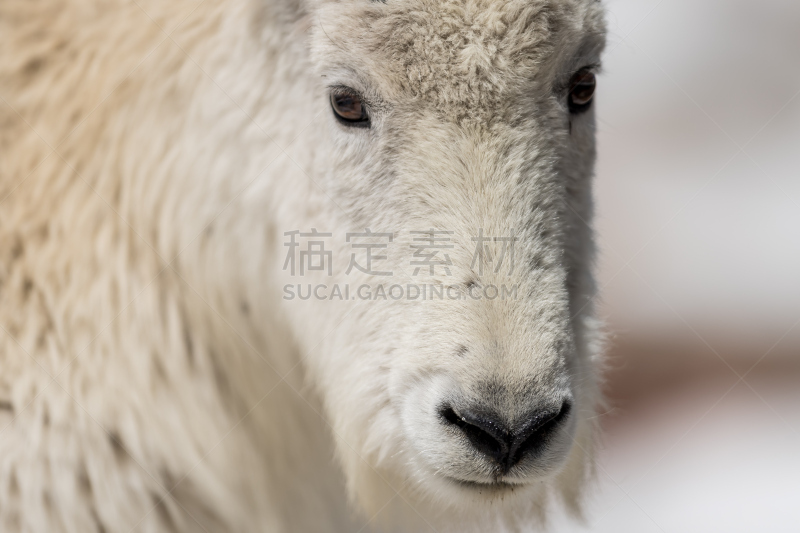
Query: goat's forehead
xmin=315 ymin=0 xmax=605 ymax=115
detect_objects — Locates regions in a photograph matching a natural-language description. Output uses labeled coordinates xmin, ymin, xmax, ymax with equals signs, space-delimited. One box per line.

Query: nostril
xmin=509 ymin=401 xmax=572 ymax=466
xmin=440 ymin=406 xmax=510 ymax=465
xmin=441 ymin=401 xmax=572 ymax=473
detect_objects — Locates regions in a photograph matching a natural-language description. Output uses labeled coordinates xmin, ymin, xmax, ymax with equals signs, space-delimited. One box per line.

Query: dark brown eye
xmin=330 ymin=90 xmax=370 ymax=127
xmin=568 ymin=69 xmax=596 ymax=114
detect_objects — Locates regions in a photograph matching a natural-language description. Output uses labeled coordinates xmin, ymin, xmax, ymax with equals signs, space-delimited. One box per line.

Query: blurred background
xmin=556 ymin=0 xmax=800 ymax=531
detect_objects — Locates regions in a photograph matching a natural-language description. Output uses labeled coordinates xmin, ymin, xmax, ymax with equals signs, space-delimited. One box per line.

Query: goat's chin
xmin=374 ymin=460 xmax=542 ymax=520
xmin=401 ymin=473 xmax=551 ymax=531
xmin=346 ymin=450 xmax=563 ymax=532
xmin=398 ymin=433 xmax=576 ymax=509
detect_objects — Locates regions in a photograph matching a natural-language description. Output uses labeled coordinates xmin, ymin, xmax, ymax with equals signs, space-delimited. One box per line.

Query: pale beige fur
xmin=0 ymin=0 xmax=606 ymax=531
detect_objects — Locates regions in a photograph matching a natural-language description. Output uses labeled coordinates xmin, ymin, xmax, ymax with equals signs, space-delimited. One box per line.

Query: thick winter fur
xmin=0 ymin=0 xmax=606 ymax=531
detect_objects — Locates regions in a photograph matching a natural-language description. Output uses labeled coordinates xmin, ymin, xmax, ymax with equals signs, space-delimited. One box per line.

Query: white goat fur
xmin=0 ymin=0 xmax=606 ymax=531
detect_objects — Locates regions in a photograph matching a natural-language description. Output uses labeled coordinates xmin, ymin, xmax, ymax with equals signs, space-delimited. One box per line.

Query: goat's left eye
xmin=568 ymin=69 xmax=596 ymax=114
xmin=330 ymin=90 xmax=370 ymax=127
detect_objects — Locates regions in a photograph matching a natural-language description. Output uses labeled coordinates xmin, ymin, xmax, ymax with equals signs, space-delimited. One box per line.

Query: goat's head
xmin=276 ymin=0 xmax=606 ymax=524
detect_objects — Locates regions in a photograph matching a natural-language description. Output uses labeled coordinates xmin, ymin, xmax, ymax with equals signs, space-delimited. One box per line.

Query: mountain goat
xmin=0 ymin=0 xmax=606 ymax=531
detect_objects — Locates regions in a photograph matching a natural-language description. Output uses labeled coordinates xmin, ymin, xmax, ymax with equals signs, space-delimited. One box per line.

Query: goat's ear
xmin=301 ymin=0 xmax=387 ymax=7
xmin=257 ymin=0 xmax=384 ymax=37
xmin=252 ymin=0 xmax=317 ymax=34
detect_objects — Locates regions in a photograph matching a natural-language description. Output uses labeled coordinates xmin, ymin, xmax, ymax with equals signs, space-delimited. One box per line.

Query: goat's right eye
xmin=568 ymin=69 xmax=596 ymax=114
xmin=330 ymin=90 xmax=370 ymax=128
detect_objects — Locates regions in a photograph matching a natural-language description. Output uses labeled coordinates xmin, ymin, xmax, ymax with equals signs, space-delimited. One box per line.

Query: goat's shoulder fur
xmin=0 ymin=1 xmax=349 ymax=531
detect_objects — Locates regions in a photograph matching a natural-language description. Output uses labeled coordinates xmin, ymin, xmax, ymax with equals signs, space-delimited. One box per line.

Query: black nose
xmin=441 ymin=401 xmax=571 ymax=472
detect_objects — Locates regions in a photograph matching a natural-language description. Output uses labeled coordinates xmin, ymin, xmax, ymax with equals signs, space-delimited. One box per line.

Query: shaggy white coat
xmin=0 ymin=0 xmax=606 ymax=531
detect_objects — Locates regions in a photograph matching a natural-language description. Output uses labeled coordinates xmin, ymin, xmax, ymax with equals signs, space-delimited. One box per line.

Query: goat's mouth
xmin=444 ymin=476 xmax=527 ymax=493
